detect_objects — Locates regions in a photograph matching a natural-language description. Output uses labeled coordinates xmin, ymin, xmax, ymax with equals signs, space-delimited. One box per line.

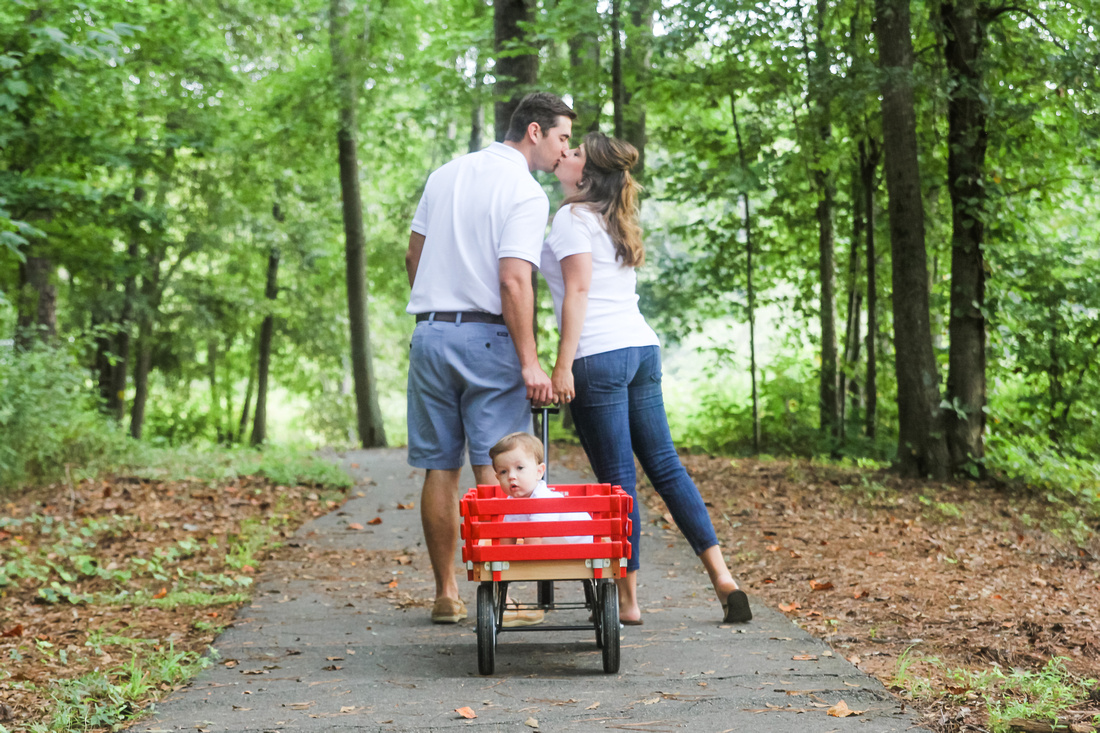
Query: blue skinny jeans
xmin=569 ymin=345 xmax=719 ymax=572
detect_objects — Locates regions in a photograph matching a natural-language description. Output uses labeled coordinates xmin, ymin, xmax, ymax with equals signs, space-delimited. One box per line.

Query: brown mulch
xmin=0 ymin=471 xmax=353 ymax=730
xmin=557 ymin=444 xmax=1100 ymax=732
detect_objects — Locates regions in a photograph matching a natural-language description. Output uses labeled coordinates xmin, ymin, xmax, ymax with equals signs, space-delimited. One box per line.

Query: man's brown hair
xmin=503 ymin=92 xmax=576 ymax=143
xmin=489 ymin=432 xmax=545 ymax=464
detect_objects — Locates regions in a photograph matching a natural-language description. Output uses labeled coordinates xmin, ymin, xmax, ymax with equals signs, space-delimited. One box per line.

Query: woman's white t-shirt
xmin=540 ymin=204 xmax=659 ymax=359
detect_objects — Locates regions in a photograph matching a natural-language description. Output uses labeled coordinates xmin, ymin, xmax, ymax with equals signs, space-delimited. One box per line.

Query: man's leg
xmin=421 ymin=468 xmax=462 ymax=605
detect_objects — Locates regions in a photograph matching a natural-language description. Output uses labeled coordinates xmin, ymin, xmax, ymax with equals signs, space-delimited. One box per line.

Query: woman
xmin=540 ymin=132 xmax=752 ymax=625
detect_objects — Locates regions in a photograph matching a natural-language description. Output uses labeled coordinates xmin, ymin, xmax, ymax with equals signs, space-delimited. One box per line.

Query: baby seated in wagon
xmin=489 ymin=432 xmax=593 ymax=625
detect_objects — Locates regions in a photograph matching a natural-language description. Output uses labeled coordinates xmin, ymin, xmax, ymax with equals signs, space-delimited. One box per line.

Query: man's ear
xmin=526 ymin=120 xmax=542 ymax=144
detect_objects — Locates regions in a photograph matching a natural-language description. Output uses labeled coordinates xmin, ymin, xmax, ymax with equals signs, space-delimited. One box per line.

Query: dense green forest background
xmin=1 ymin=0 xmax=1098 ymax=500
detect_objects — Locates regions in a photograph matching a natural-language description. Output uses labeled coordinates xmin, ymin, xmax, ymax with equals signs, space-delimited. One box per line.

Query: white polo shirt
xmin=408 ymin=142 xmax=549 ymax=316
xmin=541 ymin=204 xmax=659 ymax=359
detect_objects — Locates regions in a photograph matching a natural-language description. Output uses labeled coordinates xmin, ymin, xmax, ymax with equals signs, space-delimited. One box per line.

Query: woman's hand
xmin=552 ymin=364 xmax=575 ymax=405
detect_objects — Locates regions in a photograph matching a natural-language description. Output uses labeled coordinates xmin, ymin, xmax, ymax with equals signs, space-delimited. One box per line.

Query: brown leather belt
xmin=415 ymin=311 xmax=506 ymax=325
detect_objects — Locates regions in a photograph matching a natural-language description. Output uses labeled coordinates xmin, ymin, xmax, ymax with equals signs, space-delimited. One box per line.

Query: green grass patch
xmin=891 ymin=651 xmax=1099 ymax=732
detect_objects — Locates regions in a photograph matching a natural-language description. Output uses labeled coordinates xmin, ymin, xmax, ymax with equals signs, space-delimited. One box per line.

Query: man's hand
xmin=523 ymin=363 xmax=553 ymax=405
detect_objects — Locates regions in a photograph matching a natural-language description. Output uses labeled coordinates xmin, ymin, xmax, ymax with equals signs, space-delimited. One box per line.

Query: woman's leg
xmin=570 ymin=348 xmax=644 ymax=622
xmin=626 ymin=347 xmax=747 ymax=616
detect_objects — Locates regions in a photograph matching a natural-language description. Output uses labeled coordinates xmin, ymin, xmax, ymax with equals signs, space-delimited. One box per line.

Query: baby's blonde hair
xmin=489 ymin=432 xmax=544 ymax=464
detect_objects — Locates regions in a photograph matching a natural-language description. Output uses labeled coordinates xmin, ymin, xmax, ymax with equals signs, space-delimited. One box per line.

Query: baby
xmin=489 ymin=432 xmax=592 ymax=627
xmin=490 ymin=432 xmax=592 ymax=545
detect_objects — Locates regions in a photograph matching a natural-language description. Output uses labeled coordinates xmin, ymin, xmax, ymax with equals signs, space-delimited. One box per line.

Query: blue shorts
xmin=407 ymin=319 xmax=530 ymax=469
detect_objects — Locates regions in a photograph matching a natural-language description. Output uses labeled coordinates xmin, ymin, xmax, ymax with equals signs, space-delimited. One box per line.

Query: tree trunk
xmin=862 ymin=140 xmax=879 ymax=440
xmin=129 ymin=250 xmax=160 ymax=440
xmin=237 ymin=332 xmax=258 ymax=444
xmin=611 ymin=0 xmax=624 ymax=138
xmin=493 ymin=0 xmax=538 ymax=142
xmin=15 ymin=249 xmax=57 ymax=349
xmin=108 ymin=184 xmax=145 ymax=421
xmin=622 ymin=0 xmax=651 ymax=174
xmin=875 ymin=0 xmax=950 ymax=479
xmin=810 ymin=0 xmax=839 ymax=439
xmin=841 ymin=162 xmax=864 ymax=440
xmin=731 ymin=94 xmax=760 ymax=454
xmin=568 ymin=1 xmax=601 ymax=134
xmin=330 ymin=0 xmax=388 ymax=448
xmin=942 ymin=0 xmax=988 ymax=471
xmin=207 ymin=339 xmax=224 ymax=442
xmin=470 ymin=54 xmax=485 ymax=153
xmin=251 ymin=247 xmax=278 ymax=447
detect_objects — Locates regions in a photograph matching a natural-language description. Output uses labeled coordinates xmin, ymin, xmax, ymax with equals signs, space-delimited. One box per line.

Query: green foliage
xmin=21 ymin=643 xmax=211 ymax=733
xmin=893 ymin=652 xmax=1099 ymax=733
xmin=0 ymin=342 xmax=129 ymax=488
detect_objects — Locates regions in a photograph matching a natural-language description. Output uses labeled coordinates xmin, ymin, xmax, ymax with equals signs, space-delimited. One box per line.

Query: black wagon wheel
xmin=477 ymin=582 xmax=497 ymax=675
xmin=584 ymin=580 xmax=603 ymax=648
xmin=599 ymin=580 xmax=620 ymax=673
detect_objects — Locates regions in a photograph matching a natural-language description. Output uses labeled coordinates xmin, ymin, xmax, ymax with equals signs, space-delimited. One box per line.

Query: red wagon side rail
xmin=460 ymin=483 xmax=633 ymax=583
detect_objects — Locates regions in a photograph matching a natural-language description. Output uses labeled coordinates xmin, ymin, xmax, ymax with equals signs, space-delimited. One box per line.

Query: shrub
xmin=0 ymin=342 xmax=127 ymax=488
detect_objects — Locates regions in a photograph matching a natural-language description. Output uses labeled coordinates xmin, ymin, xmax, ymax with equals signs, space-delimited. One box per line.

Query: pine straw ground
xmin=597 ymin=448 xmax=1100 ymax=733
xmin=0 ymin=470 xmax=352 ymax=731
xmin=2 ymin=450 xmax=1099 ymax=732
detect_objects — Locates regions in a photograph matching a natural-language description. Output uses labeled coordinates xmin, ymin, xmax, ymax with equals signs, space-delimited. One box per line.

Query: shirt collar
xmin=487 ymin=141 xmax=531 ymax=171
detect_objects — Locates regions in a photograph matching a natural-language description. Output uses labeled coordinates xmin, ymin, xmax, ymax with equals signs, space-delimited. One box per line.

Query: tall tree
xmin=494 ymin=0 xmax=538 ymax=142
xmin=330 ymin=0 xmax=387 ymax=448
xmin=623 ymin=0 xmax=652 ymax=173
xmin=941 ymin=0 xmax=988 ymax=472
xmin=875 ymin=0 xmax=951 ymax=478
xmin=251 ymin=240 xmax=279 ymax=447
xmin=808 ymin=0 xmax=840 ymax=439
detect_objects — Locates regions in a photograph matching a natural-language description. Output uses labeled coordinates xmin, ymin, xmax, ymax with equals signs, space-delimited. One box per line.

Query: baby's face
xmin=493 ymin=447 xmax=546 ymax=498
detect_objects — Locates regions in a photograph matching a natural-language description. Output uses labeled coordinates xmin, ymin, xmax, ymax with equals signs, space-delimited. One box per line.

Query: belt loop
xmin=428 ymin=312 xmax=436 ymax=323
xmin=455 ymin=312 xmax=463 ymax=326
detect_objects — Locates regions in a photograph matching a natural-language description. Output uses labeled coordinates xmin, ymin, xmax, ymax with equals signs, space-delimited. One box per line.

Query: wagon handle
xmin=531 ymin=403 xmax=560 ymax=485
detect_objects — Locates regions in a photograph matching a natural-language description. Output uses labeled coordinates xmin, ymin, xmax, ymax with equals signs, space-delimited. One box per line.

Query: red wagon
xmin=460 ymin=480 xmax=633 ymax=675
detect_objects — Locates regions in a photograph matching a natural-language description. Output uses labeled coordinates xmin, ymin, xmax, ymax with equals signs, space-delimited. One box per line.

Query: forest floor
xmin=558 ymin=445 xmax=1100 ymax=733
xmin=1 ymin=447 xmax=1099 ymax=732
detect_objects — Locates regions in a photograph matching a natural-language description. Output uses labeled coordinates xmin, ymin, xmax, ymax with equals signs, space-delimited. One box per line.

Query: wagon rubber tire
xmin=599 ymin=580 xmax=620 ymax=673
xmin=477 ymin=583 xmax=496 ymax=675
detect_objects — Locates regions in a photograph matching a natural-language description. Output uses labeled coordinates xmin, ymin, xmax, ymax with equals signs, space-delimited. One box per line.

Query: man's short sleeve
xmin=410 ymin=185 xmax=430 ymax=235
xmin=497 ymin=187 xmax=550 ymax=265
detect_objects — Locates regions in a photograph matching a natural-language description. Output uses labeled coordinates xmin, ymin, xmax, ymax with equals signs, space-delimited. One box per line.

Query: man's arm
xmin=405 ymin=231 xmax=426 ymax=288
xmin=499 ymin=257 xmax=553 ymax=405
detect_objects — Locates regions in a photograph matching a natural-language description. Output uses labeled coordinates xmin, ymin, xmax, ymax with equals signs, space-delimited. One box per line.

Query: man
xmin=405 ymin=92 xmax=575 ymax=624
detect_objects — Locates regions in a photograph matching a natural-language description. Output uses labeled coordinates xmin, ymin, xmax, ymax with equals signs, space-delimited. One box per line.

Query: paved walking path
xmin=134 ymin=448 xmax=926 ymax=732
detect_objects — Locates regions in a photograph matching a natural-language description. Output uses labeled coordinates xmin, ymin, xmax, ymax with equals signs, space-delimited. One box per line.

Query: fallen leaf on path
xmin=809 ymin=579 xmax=834 ymax=591
xmin=778 ymin=602 xmax=801 ymax=613
xmin=792 ymin=654 xmax=818 ymax=661
xmin=339 ymin=706 xmax=357 ymax=713
xmin=1 ymin=624 xmax=23 ymax=638
xmin=455 ymin=707 xmax=477 ymax=719
xmin=586 ymin=701 xmax=600 ymax=710
xmin=394 ymin=555 xmax=412 ymax=565
xmin=350 ymin=463 xmax=360 ymax=468
xmin=347 ymin=523 xmax=364 ymax=530
xmin=284 ymin=702 xmax=313 ymax=710
xmin=367 ymin=517 xmax=383 ymax=525
xmin=152 ymin=587 xmax=168 ymax=599
xmin=641 ymin=697 xmax=660 ymax=705
xmin=322 ymin=664 xmax=342 ymax=671
xmin=827 ymin=700 xmax=864 ymax=717
xmin=524 ymin=717 xmax=539 ymax=728
xmin=387 ymin=579 xmax=398 ymax=588
xmin=397 ymin=502 xmax=415 ymax=510
xmin=326 ymin=656 xmax=344 ymax=661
